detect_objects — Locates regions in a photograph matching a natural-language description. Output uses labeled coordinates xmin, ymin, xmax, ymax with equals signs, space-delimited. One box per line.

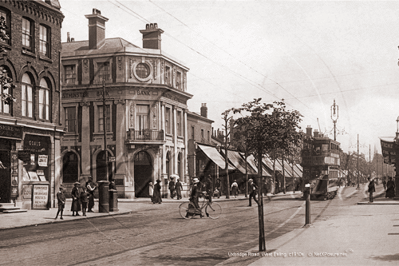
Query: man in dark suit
xmin=248 ymin=179 xmax=258 ymax=207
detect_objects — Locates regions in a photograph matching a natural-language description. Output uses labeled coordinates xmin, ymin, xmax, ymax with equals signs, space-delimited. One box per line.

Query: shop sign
xmin=38 ymin=155 xmax=48 ymax=167
xmin=10 ymin=151 xmax=18 ymax=198
xmin=23 ymin=134 xmax=50 ymax=153
xmin=32 ymin=184 xmax=49 ymax=210
xmin=0 ymin=124 xmax=22 ymax=139
xmin=22 ymin=185 xmax=32 ymax=199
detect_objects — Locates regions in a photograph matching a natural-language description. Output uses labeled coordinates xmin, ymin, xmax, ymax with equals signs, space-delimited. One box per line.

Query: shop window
xmin=22 ymin=17 xmax=34 ymax=52
xmin=0 ymin=8 xmax=11 ymax=45
xmin=65 ymin=107 xmax=76 ymax=133
xmin=21 ymin=73 xmax=33 ymax=118
xmin=39 ymin=24 xmax=51 ymax=58
xmin=62 ymin=152 xmax=78 ymax=183
xmin=38 ymin=78 xmax=51 ymax=121
xmin=64 ymin=65 xmax=76 ymax=85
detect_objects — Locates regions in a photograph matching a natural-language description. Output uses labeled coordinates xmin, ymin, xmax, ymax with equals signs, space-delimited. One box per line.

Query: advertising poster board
xmin=32 ymin=184 xmax=49 ymax=210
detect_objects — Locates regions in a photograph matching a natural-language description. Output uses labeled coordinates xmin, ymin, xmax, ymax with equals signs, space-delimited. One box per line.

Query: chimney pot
xmin=306 ymin=125 xmax=312 ymax=136
xmin=140 ymin=23 xmax=164 ymax=50
xmin=200 ymin=103 xmax=208 ymax=118
xmin=67 ymin=32 xmax=71 ymax=42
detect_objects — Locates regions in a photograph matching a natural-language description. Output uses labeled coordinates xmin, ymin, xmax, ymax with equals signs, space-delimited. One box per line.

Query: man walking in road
xmin=248 ymin=179 xmax=258 ymax=206
xmin=169 ymin=176 xmax=176 ymax=199
xmin=368 ymin=177 xmax=375 ymax=203
xmin=175 ymin=178 xmax=183 ymax=200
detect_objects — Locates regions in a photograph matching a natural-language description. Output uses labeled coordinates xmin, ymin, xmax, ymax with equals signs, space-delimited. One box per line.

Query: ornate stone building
xmin=0 ymin=0 xmax=64 ymax=208
xmin=61 ymin=9 xmax=192 ymax=198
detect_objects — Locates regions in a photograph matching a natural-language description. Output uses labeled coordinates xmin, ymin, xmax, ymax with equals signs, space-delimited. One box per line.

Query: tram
xmin=301 ymin=126 xmax=341 ymax=200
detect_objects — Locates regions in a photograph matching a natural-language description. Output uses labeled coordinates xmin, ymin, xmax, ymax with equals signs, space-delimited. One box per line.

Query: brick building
xmin=60 ymin=9 xmax=192 ymax=198
xmin=0 ymin=0 xmax=64 ymax=209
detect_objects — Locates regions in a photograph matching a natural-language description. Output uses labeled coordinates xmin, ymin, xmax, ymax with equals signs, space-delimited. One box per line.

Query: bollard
xmin=109 ymin=189 xmax=118 ymax=212
xmin=304 ymin=183 xmax=311 ymax=225
xmin=98 ymin=181 xmax=110 ymax=213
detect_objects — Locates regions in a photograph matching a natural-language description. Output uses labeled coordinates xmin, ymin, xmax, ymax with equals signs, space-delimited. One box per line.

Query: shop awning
xmin=246 ymin=154 xmax=272 ymax=177
xmin=262 ymin=156 xmax=283 ymax=172
xmin=293 ymin=164 xmax=303 ymax=178
xmin=276 ymin=159 xmax=293 ymax=178
xmin=198 ymin=145 xmax=235 ymax=170
xmin=223 ymin=150 xmax=257 ymax=175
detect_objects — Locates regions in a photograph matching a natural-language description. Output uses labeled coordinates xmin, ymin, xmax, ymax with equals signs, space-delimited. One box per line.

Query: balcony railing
xmin=126 ymin=129 xmax=165 ymax=142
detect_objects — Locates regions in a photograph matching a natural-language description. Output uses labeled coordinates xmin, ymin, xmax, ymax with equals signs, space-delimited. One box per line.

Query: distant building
xmin=0 ymin=0 xmax=64 ymax=208
xmin=60 ymin=9 xmax=192 ymax=198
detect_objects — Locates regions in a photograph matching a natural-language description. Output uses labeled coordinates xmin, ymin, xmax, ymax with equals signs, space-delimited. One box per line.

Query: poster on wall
xmin=38 ymin=155 xmax=48 ymax=167
xmin=28 ymin=171 xmax=39 ymax=181
xmin=32 ymin=184 xmax=49 ymax=210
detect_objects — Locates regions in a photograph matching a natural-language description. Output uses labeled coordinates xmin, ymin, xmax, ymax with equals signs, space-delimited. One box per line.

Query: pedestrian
xmin=109 ymin=179 xmax=116 ymax=190
xmin=148 ymin=181 xmax=154 ymax=203
xmin=382 ymin=178 xmax=387 ymax=190
xmin=175 ymin=178 xmax=183 ymax=200
xmin=248 ymin=179 xmax=258 ymax=207
xmin=231 ymin=180 xmax=238 ymax=198
xmin=386 ymin=177 xmax=395 ymax=199
xmin=153 ymin=179 xmax=162 ymax=204
xmin=71 ymin=182 xmax=81 ymax=216
xmin=205 ymin=175 xmax=214 ymax=203
xmin=80 ymin=186 xmax=90 ymax=216
xmin=55 ymin=186 xmax=66 ymax=220
xmin=189 ymin=177 xmax=202 ymax=217
xmin=86 ymin=176 xmax=96 ymax=212
xmin=367 ymin=177 xmax=375 ymax=203
xmin=215 ymin=178 xmax=221 ymax=198
xmin=169 ymin=176 xmax=176 ymax=199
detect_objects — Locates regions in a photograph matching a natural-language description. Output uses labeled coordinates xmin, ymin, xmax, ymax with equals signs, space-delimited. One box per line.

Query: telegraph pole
xmin=331 ymin=100 xmax=339 ymax=141
xmin=357 ymin=134 xmax=360 ymax=189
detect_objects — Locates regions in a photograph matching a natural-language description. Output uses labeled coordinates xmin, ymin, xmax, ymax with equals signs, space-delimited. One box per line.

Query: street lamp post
xmin=331 ymin=100 xmax=339 ymax=141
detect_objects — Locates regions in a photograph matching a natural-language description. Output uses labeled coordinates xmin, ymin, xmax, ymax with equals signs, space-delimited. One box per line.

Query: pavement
xmin=219 ymin=183 xmax=399 ymax=266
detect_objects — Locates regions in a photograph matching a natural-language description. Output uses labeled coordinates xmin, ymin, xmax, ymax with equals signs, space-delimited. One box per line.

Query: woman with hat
xmin=153 ymin=179 xmax=162 ymax=204
xmin=71 ymin=181 xmax=81 ymax=216
xmin=190 ymin=178 xmax=201 ymax=214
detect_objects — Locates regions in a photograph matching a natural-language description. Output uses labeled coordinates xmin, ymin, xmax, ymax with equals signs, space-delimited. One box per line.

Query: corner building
xmin=0 ymin=0 xmax=64 ymax=208
xmin=61 ymin=9 xmax=192 ymax=198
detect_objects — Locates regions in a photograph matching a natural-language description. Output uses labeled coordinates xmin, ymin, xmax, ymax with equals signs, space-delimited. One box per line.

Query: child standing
xmin=80 ymin=187 xmax=90 ymax=216
xmin=55 ymin=186 xmax=66 ymax=220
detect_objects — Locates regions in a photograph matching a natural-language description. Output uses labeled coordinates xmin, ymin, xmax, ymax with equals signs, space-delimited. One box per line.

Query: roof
xmin=223 ymin=150 xmax=257 ymax=175
xmin=198 ymin=145 xmax=235 ymax=170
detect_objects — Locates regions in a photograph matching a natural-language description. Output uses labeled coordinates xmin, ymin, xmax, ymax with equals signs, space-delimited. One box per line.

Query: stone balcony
xmin=125 ymin=129 xmax=165 ymax=145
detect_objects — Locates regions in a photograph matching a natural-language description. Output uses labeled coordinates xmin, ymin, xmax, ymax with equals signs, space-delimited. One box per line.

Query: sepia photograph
xmin=1 ymin=0 xmax=399 ymax=265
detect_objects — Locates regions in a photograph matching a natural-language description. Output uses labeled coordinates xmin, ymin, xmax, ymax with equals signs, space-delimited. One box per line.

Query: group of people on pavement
xmin=367 ymin=176 xmax=396 ymax=203
xmin=55 ymin=177 xmax=97 ymax=220
xmin=148 ymin=176 xmax=183 ymax=204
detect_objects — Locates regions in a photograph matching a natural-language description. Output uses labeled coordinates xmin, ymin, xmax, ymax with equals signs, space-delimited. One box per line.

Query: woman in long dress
xmin=386 ymin=177 xmax=395 ymax=199
xmin=71 ymin=182 xmax=81 ymax=216
xmin=153 ymin=180 xmax=162 ymax=204
xmin=149 ymin=181 xmax=154 ymax=203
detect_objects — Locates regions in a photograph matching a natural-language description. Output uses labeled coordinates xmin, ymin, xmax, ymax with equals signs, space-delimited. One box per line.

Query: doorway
xmin=134 ymin=151 xmax=152 ymax=197
xmin=0 ymin=150 xmax=10 ymax=203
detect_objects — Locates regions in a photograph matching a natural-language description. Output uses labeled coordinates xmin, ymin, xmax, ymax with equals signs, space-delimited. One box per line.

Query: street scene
xmin=2 ymin=0 xmax=399 ymax=265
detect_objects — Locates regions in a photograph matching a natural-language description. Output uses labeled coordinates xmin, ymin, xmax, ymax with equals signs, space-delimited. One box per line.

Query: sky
xmin=59 ymin=0 xmax=399 ymax=158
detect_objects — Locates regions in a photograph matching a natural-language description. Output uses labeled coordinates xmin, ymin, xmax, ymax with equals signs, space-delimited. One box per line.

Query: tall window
xmin=22 ymin=18 xmax=34 ymax=51
xmin=64 ymin=65 xmax=76 ymax=85
xmin=39 ymin=25 xmax=50 ymax=57
xmin=65 ymin=107 xmax=76 ymax=133
xmin=98 ymin=62 xmax=110 ymax=82
xmin=208 ymin=131 xmax=210 ymax=142
xmin=38 ymin=78 xmax=50 ymax=120
xmin=176 ymin=72 xmax=182 ymax=90
xmin=98 ymin=105 xmax=110 ymax=132
xmin=0 ymin=66 xmax=11 ymax=114
xmin=0 ymin=8 xmax=11 ymax=45
xmin=176 ymin=111 xmax=182 ymax=136
xmin=136 ymin=104 xmax=149 ymax=134
xmin=201 ymin=129 xmax=204 ymax=140
xmin=165 ymin=107 xmax=171 ymax=134
xmin=191 ymin=126 xmax=195 ymax=139
xmin=165 ymin=66 xmax=171 ymax=85
xmin=21 ymin=73 xmax=33 ymax=118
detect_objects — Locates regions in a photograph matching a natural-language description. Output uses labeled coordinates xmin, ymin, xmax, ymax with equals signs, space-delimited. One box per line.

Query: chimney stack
xmin=306 ymin=125 xmax=312 ymax=136
xmin=139 ymin=23 xmax=164 ymax=50
xmin=314 ymin=129 xmax=319 ymax=138
xmin=200 ymin=103 xmax=208 ymax=118
xmin=67 ymin=32 xmax=71 ymax=42
xmin=85 ymin=8 xmax=108 ymax=50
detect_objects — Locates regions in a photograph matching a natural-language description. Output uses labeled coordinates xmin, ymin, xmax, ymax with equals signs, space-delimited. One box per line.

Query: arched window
xmin=21 ymin=73 xmax=33 ymax=118
xmin=0 ymin=66 xmax=12 ymax=114
xmin=38 ymin=78 xmax=51 ymax=121
xmin=62 ymin=152 xmax=78 ymax=183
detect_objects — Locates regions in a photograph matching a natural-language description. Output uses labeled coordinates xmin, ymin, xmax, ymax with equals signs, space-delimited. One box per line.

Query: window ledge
xmin=21 ymin=49 xmax=36 ymax=58
xmin=39 ymin=54 xmax=52 ymax=63
xmin=63 ymin=133 xmax=79 ymax=137
xmin=93 ymin=132 xmax=113 ymax=136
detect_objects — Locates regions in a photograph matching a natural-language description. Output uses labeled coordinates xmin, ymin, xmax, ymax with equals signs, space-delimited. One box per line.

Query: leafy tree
xmin=235 ymin=98 xmax=302 ymax=251
xmin=0 ymin=15 xmax=14 ymax=105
